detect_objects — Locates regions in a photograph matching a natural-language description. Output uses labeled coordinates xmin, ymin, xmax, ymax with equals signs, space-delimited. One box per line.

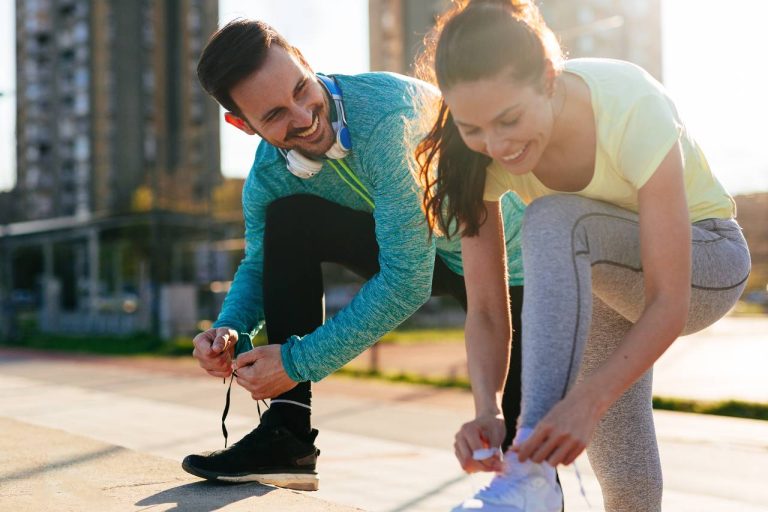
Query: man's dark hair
xmin=197 ymin=19 xmax=294 ymax=117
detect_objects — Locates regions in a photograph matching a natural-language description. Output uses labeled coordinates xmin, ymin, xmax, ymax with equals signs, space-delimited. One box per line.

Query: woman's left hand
xmin=515 ymin=385 xmax=606 ymax=466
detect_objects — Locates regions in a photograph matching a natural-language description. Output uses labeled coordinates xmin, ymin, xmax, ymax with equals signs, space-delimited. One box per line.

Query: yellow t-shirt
xmin=483 ymin=58 xmax=736 ymax=222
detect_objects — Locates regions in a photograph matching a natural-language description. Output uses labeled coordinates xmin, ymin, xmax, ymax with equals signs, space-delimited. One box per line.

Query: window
xmin=74 ymin=136 xmax=90 ymax=161
xmin=74 ymin=93 xmax=89 ymax=116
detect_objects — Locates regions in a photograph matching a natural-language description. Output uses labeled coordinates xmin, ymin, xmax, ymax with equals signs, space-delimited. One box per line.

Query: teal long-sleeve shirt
xmin=213 ymin=72 xmax=525 ymax=383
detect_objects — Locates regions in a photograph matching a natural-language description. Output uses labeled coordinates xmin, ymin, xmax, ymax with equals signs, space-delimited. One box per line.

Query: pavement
xmin=1 ymin=315 xmax=767 ymax=511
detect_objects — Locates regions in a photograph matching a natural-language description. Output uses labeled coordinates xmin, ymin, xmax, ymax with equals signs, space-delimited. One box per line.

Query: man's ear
xmin=290 ymin=46 xmax=314 ymax=73
xmin=224 ymin=112 xmax=257 ymax=135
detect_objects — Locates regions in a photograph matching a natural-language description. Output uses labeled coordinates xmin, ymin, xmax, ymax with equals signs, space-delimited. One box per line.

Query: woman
xmin=415 ymin=1 xmax=751 ymax=510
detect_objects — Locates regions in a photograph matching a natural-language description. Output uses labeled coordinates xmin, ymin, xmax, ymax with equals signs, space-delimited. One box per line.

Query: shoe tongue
xmin=256 ymin=407 xmax=317 ymax=445
xmin=259 ymin=407 xmax=285 ymax=428
xmin=502 ymin=454 xmax=535 ymax=478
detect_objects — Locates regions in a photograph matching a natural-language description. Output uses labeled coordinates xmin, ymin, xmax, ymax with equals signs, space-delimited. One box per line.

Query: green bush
xmin=1 ymin=331 xmax=164 ymax=355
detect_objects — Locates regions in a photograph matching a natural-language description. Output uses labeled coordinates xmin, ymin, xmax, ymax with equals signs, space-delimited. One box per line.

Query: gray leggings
xmin=518 ymin=195 xmax=750 ymax=512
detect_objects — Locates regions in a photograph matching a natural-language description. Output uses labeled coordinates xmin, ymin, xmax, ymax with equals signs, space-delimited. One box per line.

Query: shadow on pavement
xmin=1 ymin=445 xmax=126 ymax=483
xmin=385 ymin=473 xmax=468 ymax=512
xmin=136 ymin=480 xmax=276 ymax=511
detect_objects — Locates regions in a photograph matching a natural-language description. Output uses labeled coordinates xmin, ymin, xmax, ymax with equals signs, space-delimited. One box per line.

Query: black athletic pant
xmin=262 ymin=195 xmax=523 ymax=450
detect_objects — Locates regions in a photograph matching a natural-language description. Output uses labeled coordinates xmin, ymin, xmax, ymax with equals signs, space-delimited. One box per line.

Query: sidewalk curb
xmin=0 ymin=416 xmax=362 ymax=512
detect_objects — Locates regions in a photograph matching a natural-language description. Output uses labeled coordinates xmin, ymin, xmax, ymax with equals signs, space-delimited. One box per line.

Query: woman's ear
xmin=224 ymin=112 xmax=257 ymax=135
xmin=543 ymin=59 xmax=557 ymax=97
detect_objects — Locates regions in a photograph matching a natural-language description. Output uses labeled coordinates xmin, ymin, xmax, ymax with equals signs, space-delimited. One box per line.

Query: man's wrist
xmin=212 ymin=319 xmax=246 ymax=334
xmin=280 ymin=340 xmax=302 ymax=382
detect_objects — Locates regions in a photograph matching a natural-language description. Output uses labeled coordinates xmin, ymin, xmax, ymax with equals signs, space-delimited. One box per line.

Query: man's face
xmin=227 ymin=46 xmax=335 ymax=158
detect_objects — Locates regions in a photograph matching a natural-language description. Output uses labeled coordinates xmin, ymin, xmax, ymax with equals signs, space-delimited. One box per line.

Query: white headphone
xmin=278 ymin=74 xmax=352 ymax=179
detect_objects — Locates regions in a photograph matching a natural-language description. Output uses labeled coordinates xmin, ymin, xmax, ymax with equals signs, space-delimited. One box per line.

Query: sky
xmin=660 ymin=0 xmax=768 ymax=195
xmin=0 ymin=0 xmax=766 ymax=196
xmin=0 ymin=0 xmax=14 ymax=193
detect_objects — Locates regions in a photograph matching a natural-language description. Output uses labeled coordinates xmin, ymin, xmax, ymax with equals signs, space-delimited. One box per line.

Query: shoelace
xmin=220 ymin=372 xmax=313 ymax=448
xmin=222 ymin=371 xmax=244 ymax=448
xmin=572 ymin=460 xmax=592 ymax=509
xmin=221 ymin=370 xmax=270 ymax=447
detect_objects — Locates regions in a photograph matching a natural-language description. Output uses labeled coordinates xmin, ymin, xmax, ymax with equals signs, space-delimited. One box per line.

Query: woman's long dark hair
xmin=414 ymin=0 xmax=562 ymax=237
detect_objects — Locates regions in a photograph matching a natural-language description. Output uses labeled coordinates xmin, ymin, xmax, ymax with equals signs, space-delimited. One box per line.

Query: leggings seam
xmin=561 ymin=212 xmax=636 ymax=398
xmin=691 ymin=274 xmax=750 ymax=291
xmin=588 ymin=259 xmax=749 ymax=291
xmin=692 ymin=236 xmax=726 ymax=244
xmin=591 ymin=259 xmax=642 ymax=273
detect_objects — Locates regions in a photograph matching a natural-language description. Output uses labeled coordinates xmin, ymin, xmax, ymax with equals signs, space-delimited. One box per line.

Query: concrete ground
xmin=0 ymin=417 xmax=354 ymax=512
xmin=1 ymin=315 xmax=767 ymax=511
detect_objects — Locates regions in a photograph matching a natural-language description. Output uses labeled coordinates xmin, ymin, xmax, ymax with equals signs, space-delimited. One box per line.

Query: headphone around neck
xmin=278 ymin=74 xmax=352 ymax=179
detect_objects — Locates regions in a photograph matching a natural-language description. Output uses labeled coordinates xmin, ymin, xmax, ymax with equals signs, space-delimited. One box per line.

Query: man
xmin=182 ymin=19 xmax=526 ymax=491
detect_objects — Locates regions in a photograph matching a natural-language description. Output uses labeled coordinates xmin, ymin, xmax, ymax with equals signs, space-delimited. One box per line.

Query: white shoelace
xmin=572 ymin=460 xmax=592 ymax=509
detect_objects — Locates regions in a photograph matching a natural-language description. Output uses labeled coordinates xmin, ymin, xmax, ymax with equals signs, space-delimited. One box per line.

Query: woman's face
xmin=443 ymin=69 xmax=556 ymax=175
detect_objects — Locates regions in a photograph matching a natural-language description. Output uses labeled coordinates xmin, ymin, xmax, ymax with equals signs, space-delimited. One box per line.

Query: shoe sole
xmin=181 ymin=460 xmax=319 ymax=491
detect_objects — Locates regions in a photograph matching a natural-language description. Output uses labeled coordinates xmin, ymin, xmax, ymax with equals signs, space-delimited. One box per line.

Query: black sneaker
xmin=181 ymin=423 xmax=320 ymax=491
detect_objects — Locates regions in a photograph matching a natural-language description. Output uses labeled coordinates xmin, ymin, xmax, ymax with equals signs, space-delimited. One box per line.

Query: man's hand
xmin=192 ymin=327 xmax=238 ymax=378
xmin=233 ymin=344 xmax=298 ymax=400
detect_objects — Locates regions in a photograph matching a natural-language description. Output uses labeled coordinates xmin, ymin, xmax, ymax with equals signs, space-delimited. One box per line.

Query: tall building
xmin=369 ymin=0 xmax=662 ymax=81
xmin=734 ymin=193 xmax=768 ymax=293
xmin=369 ymin=0 xmax=448 ymax=75
xmin=542 ymin=0 xmax=662 ymax=81
xmin=2 ymin=0 xmax=234 ymax=340
xmin=15 ymin=0 xmax=220 ymax=221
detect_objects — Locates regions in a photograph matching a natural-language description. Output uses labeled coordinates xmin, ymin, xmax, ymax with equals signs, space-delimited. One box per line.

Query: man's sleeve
xmin=281 ymin=110 xmax=435 ymax=382
xmin=212 ymin=173 xmax=268 ymax=355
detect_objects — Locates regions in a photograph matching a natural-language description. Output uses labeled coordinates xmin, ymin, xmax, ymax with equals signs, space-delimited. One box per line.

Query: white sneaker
xmin=452 ymin=453 xmax=562 ymax=511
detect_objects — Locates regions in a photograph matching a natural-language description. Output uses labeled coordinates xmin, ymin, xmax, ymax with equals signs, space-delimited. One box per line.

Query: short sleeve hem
xmin=484 ymin=160 xmax=511 ymax=201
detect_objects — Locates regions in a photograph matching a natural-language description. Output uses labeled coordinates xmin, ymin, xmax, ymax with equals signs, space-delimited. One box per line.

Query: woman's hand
xmin=515 ymin=384 xmax=605 ymax=466
xmin=454 ymin=413 xmax=506 ymax=473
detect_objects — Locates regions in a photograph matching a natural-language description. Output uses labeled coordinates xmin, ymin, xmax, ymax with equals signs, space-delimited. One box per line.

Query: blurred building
xmin=1 ymin=0 xmax=242 ymax=340
xmin=15 ymin=0 xmax=220 ymax=219
xmin=542 ymin=0 xmax=662 ymax=81
xmin=734 ymin=193 xmax=768 ymax=293
xmin=369 ymin=0 xmax=662 ymax=80
xmin=369 ymin=0 xmax=447 ymax=75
